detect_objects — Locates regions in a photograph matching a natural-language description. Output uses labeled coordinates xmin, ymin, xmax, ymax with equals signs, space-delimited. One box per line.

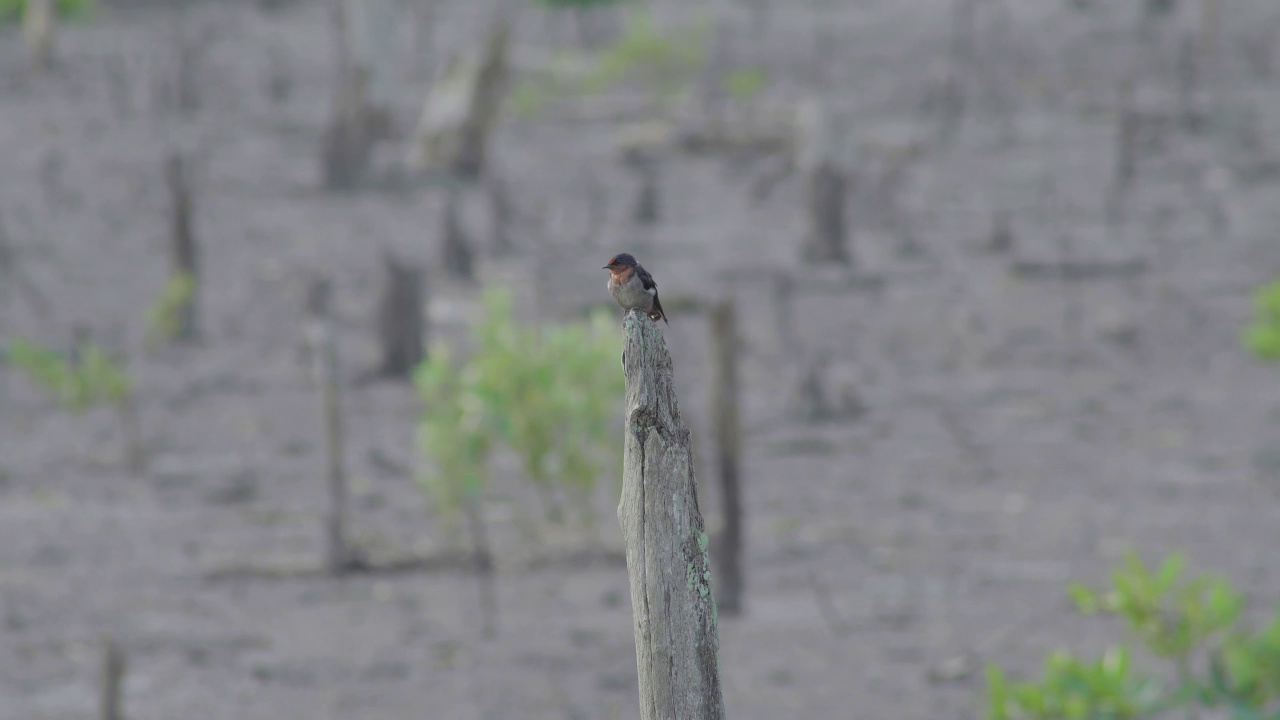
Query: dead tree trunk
xmin=618 ymin=309 xmax=726 ymax=720
xmin=463 ymin=491 xmax=497 ymax=639
xmin=770 ymin=270 xmax=797 ymax=358
xmin=628 ymin=154 xmax=661 ymax=226
xmin=801 ymin=162 xmax=849 ymax=264
xmin=165 ymin=152 xmax=199 ymax=342
xmin=117 ymin=395 xmax=147 ymax=476
xmin=486 ymin=174 xmax=513 ymax=255
xmin=441 ymin=187 xmax=475 ymax=280
xmin=1176 ymin=32 xmax=1201 ymax=131
xmin=320 ymin=0 xmax=393 ymax=190
xmin=406 ymin=14 xmax=510 ymax=180
xmin=708 ymin=302 xmax=744 ymax=616
xmin=1107 ymin=79 xmax=1137 ymax=226
xmin=0 ymin=208 xmax=50 ymax=317
xmin=23 ymin=0 xmax=56 ymax=72
xmin=303 ymin=276 xmax=355 ymax=573
xmin=796 ymin=100 xmax=850 ymax=265
xmin=376 ymin=252 xmax=426 ymax=379
xmin=99 ymin=638 xmax=124 ymax=720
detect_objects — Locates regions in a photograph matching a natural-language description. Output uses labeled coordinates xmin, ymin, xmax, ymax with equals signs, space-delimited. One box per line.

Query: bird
xmin=603 ymin=253 xmax=668 ymax=324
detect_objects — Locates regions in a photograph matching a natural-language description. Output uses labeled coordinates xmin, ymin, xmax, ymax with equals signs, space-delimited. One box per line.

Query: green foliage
xmin=0 ymin=0 xmax=95 ymax=24
xmin=1244 ymin=279 xmax=1280 ymax=362
xmin=988 ymin=552 xmax=1280 ymax=720
xmin=7 ymin=337 xmax=132 ymax=414
xmin=579 ymin=10 xmax=706 ymax=101
xmin=145 ymin=272 xmax=196 ymax=347
xmin=508 ymin=9 xmax=708 ymax=118
xmin=987 ymin=648 xmax=1161 ymax=720
xmin=414 ymin=345 xmax=494 ymax=518
xmin=723 ymin=67 xmax=767 ymax=102
xmin=414 ymin=288 xmax=623 ymax=527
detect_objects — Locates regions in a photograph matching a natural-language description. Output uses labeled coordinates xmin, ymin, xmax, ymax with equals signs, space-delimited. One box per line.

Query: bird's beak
xmin=602 ymin=265 xmax=610 ymax=270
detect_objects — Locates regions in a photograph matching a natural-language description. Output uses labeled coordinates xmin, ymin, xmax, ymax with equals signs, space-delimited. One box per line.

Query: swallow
xmin=603 ymin=253 xmax=668 ymax=324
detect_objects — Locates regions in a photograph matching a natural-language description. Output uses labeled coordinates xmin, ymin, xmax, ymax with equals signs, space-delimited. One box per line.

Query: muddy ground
xmin=3 ymin=0 xmax=1280 ymax=718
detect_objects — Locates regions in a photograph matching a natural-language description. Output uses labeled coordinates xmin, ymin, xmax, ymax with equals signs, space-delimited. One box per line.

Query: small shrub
xmin=987 ymin=552 xmax=1280 ymax=720
xmin=7 ymin=336 xmax=144 ymax=471
xmin=1244 ymin=279 xmax=1280 ymax=362
xmin=724 ymin=67 xmax=767 ymax=103
xmin=0 ymin=0 xmax=94 ymax=23
xmin=414 ymin=287 xmax=623 ymax=533
xmin=145 ymin=271 xmax=196 ymax=347
xmin=508 ymin=9 xmax=708 ymax=117
xmin=8 ymin=337 xmax=131 ymax=412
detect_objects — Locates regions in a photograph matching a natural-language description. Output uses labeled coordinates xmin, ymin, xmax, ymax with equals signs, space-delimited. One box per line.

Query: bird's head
xmin=603 ymin=253 xmax=638 ymax=275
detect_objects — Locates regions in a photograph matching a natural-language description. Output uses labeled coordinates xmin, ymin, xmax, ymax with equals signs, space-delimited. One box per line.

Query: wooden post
xmin=629 ymin=155 xmax=661 ymax=226
xmin=375 ymin=252 xmax=426 ymax=379
xmin=99 ymin=637 xmax=124 ymax=720
xmin=486 ymin=174 xmax=513 ymax=256
xmin=987 ymin=210 xmax=1014 ymax=253
xmin=23 ymin=0 xmax=56 ymax=72
xmin=796 ymin=100 xmax=851 ymax=266
xmin=165 ymin=152 xmax=199 ymax=342
xmin=463 ymin=492 xmax=497 ymax=639
xmin=708 ymin=302 xmax=744 ymax=616
xmin=618 ymin=309 xmax=726 ymax=720
xmin=441 ymin=186 xmax=474 ymax=280
xmin=1107 ymin=78 xmax=1137 ymax=226
xmin=303 ymin=275 xmax=353 ymax=573
xmin=801 ymin=161 xmax=849 ymax=264
xmin=320 ymin=0 xmax=393 ymax=190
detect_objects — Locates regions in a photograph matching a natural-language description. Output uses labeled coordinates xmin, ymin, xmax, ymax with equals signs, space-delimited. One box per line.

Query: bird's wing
xmin=635 ymin=264 xmax=658 ymax=293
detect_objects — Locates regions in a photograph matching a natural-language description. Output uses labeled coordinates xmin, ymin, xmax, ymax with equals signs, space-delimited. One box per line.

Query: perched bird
xmin=603 ymin=253 xmax=668 ymax=324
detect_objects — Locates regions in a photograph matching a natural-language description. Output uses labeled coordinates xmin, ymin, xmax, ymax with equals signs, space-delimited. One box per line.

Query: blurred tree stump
xmin=708 ymin=302 xmax=744 ymax=616
xmin=796 ymin=100 xmax=851 ymax=265
xmin=618 ymin=309 xmax=726 ymax=720
xmin=99 ymin=637 xmax=124 ymax=720
xmin=441 ymin=187 xmax=475 ymax=280
xmin=165 ymin=152 xmax=200 ymax=342
xmin=406 ymin=14 xmax=510 ymax=181
xmin=302 ymin=275 xmax=359 ymax=573
xmin=23 ymin=0 xmax=56 ymax=72
xmin=626 ymin=150 xmax=662 ymax=226
xmin=321 ymin=66 xmax=393 ymax=190
xmin=321 ymin=0 xmax=394 ymax=190
xmin=486 ymin=173 xmax=513 ymax=255
xmin=375 ymin=252 xmax=425 ymax=379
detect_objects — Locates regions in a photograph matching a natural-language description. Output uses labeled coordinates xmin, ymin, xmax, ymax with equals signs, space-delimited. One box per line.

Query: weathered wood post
xmin=618 ymin=309 xmax=726 ymax=720
xmin=375 ymin=251 xmax=426 ymax=379
xmin=99 ymin=637 xmax=125 ymax=720
xmin=23 ymin=0 xmax=56 ymax=72
xmin=441 ymin=186 xmax=475 ymax=281
xmin=164 ymin=152 xmax=199 ymax=342
xmin=796 ymin=99 xmax=851 ymax=266
xmin=302 ymin=275 xmax=353 ymax=573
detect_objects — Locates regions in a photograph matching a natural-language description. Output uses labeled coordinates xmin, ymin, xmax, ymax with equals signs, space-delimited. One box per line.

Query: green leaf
xmin=724 ymin=67 xmax=766 ymax=101
xmin=985 ymin=665 xmax=1010 ymax=720
xmin=1069 ymin=583 xmax=1099 ymax=614
xmin=1245 ymin=280 xmax=1280 ymax=362
xmin=145 ymin=271 xmax=197 ymax=346
xmin=1156 ymin=553 xmax=1184 ymax=590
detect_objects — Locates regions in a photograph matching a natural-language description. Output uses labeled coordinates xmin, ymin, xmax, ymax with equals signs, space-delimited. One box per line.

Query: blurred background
xmin=2 ymin=0 xmax=1280 ymax=717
